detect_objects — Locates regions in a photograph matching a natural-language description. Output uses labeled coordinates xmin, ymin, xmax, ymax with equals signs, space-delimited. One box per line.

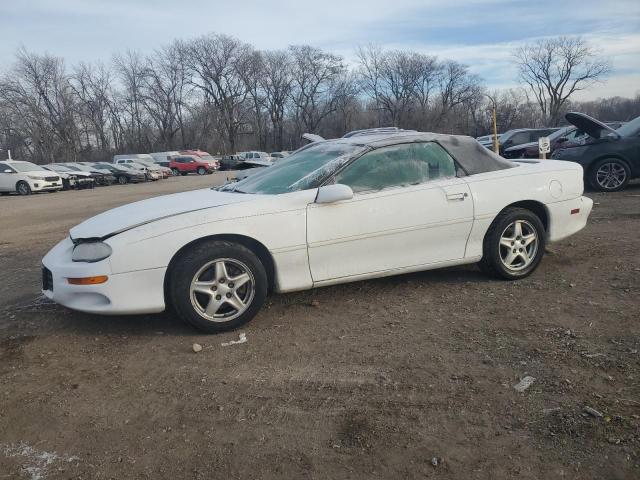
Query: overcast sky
xmin=1 ymin=0 xmax=639 ymax=100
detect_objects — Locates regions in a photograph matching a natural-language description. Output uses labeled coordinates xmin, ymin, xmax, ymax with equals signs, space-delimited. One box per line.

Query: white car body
xmin=0 ymin=160 xmax=63 ymax=193
xmin=241 ymin=151 xmax=274 ymax=167
xmin=42 ymin=131 xmax=592 ymax=318
xmin=121 ymin=161 xmax=162 ymax=180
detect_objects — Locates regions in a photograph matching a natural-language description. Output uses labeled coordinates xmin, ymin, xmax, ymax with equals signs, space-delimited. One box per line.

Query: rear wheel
xmin=479 ymin=207 xmax=545 ymax=280
xmin=169 ymin=241 xmax=268 ymax=333
xmin=171 ymin=168 xmax=180 ymax=176
xmin=16 ymin=181 xmax=31 ymax=196
xmin=589 ymin=158 xmax=630 ymax=192
xmin=118 ymin=175 xmax=128 ymax=185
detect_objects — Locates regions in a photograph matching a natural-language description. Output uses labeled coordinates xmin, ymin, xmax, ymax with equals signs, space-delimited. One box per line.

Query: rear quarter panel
xmin=463 ymin=160 xmax=584 ymax=258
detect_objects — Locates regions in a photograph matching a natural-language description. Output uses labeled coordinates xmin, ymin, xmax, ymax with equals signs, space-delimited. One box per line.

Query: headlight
xmin=72 ymin=242 xmax=112 ymax=262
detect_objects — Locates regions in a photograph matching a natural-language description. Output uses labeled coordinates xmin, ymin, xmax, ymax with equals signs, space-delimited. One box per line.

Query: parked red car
xmin=169 ymin=155 xmax=216 ymax=176
xmin=179 ymin=150 xmax=220 ymax=170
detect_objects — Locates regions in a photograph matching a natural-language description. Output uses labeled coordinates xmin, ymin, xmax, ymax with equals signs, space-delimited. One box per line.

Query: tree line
xmin=0 ymin=34 xmax=637 ymax=164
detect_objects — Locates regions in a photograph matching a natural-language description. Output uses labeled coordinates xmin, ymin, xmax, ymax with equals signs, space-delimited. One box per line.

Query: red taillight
xmin=570 ymin=208 xmax=580 ymax=215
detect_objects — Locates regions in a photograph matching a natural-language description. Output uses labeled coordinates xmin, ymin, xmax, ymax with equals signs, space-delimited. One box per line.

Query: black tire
xmin=16 ymin=181 xmax=31 ymax=196
xmin=479 ymin=207 xmax=546 ymax=280
xmin=117 ymin=175 xmax=128 ymax=185
xmin=197 ymin=166 xmax=206 ymax=175
xmin=171 ymin=168 xmax=180 ymax=176
xmin=169 ymin=240 xmax=268 ymax=333
xmin=181 ymin=172 xmax=188 ymax=176
xmin=588 ymin=158 xmax=630 ymax=192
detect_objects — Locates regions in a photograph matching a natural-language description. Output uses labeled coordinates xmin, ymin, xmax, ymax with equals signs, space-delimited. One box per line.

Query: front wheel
xmin=16 ymin=181 xmax=31 ymax=195
xmin=118 ymin=175 xmax=128 ymax=185
xmin=197 ymin=166 xmax=206 ymax=175
xmin=588 ymin=158 xmax=630 ymax=192
xmin=169 ymin=241 xmax=268 ymax=333
xmin=479 ymin=207 xmax=545 ymax=280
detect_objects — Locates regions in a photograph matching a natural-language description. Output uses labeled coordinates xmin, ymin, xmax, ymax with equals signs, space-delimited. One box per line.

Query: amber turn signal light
xmin=67 ymin=275 xmax=108 ymax=285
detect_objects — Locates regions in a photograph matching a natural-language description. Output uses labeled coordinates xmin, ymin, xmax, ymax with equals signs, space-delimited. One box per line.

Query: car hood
xmin=565 ymin=112 xmax=618 ymax=139
xmin=25 ymin=170 xmax=55 ymax=177
xmin=70 ymin=188 xmax=258 ymax=240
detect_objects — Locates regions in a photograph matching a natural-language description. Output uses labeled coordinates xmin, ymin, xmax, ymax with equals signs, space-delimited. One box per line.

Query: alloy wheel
xmin=499 ymin=220 xmax=538 ymax=272
xmin=189 ymin=258 xmax=255 ymax=322
xmin=596 ymin=162 xmax=627 ymax=190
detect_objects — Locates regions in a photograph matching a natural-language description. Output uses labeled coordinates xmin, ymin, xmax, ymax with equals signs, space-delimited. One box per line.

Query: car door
xmin=306 ymin=142 xmax=474 ymax=282
xmin=0 ymin=162 xmax=16 ymax=191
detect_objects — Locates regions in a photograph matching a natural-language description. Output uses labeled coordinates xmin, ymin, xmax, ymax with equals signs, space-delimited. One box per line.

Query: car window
xmin=508 ymin=132 xmax=530 ymax=145
xmin=0 ymin=162 xmax=13 ymax=172
xmin=333 ymin=142 xmax=457 ymax=193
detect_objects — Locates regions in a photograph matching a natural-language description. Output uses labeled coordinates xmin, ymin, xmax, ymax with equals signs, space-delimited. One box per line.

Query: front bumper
xmin=29 ymin=179 xmax=63 ymax=191
xmin=547 ymin=196 xmax=593 ymax=242
xmin=42 ymin=237 xmax=166 ymax=315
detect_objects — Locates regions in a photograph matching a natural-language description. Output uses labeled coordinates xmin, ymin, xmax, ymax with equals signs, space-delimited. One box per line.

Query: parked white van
xmin=0 ymin=160 xmax=63 ymax=195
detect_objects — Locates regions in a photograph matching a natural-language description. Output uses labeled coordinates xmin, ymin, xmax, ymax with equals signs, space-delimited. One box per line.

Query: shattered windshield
xmin=220 ymin=142 xmax=366 ymax=194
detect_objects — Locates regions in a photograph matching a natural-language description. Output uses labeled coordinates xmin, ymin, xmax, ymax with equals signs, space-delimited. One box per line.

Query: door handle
xmin=446 ymin=192 xmax=468 ymax=201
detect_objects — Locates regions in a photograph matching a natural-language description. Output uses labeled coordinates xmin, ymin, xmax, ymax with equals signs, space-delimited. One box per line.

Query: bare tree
xmin=114 ymin=50 xmax=150 ymax=150
xmin=289 ymin=45 xmax=345 ymax=134
xmin=0 ymin=49 xmax=77 ymax=162
xmin=71 ymin=62 xmax=115 ymax=156
xmin=260 ymin=50 xmax=293 ymax=150
xmin=514 ymin=37 xmax=610 ymax=125
xmin=184 ymin=34 xmax=253 ymax=152
xmin=357 ymin=46 xmax=440 ymax=126
xmin=139 ymin=43 xmax=190 ymax=150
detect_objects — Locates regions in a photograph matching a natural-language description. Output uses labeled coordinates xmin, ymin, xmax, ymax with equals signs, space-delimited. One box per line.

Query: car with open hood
xmin=62 ymin=163 xmax=116 ymax=186
xmin=42 ymin=129 xmax=592 ymax=333
xmin=551 ymin=112 xmax=640 ymax=191
xmin=504 ymin=122 xmax=626 ymax=159
xmin=0 ymin=160 xmax=63 ymax=195
xmin=43 ymin=164 xmax=95 ymax=190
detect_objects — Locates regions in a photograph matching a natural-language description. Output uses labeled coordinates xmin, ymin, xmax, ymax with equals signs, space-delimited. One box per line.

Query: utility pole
xmin=492 ymin=105 xmax=499 ymax=155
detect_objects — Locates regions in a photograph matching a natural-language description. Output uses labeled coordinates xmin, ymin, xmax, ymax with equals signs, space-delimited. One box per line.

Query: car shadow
xmin=3 ymin=264 xmax=494 ymax=338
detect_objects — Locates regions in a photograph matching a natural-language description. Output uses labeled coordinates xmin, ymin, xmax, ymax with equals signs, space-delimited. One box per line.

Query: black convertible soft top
xmin=339 ymin=131 xmax=516 ymax=175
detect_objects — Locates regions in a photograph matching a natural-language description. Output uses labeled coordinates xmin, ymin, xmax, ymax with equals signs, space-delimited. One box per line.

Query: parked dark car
xmin=93 ymin=163 xmax=147 ymax=184
xmin=218 ymin=154 xmax=246 ymax=171
xmin=551 ymin=112 xmax=640 ymax=191
xmin=492 ymin=128 xmax=559 ymax=155
xmin=502 ymin=124 xmax=621 ymax=159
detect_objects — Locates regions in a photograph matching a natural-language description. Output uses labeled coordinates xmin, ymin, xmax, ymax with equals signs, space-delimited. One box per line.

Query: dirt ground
xmin=0 ymin=174 xmax=638 ymax=479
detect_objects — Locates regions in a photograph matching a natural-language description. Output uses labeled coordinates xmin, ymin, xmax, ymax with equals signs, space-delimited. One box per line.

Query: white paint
xmin=221 ymin=333 xmax=247 ymax=347
xmin=514 ymin=376 xmax=536 ymax=393
xmin=2 ymin=443 xmax=79 ymax=480
xmin=42 ymin=158 xmax=593 ymax=317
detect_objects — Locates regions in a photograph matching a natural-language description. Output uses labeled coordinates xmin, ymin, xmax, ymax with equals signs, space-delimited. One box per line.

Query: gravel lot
xmin=1 ymin=175 xmax=639 ymax=479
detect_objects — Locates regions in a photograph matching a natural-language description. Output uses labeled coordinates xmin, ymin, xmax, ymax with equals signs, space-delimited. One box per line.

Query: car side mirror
xmin=315 ymin=184 xmax=354 ymax=204
xmin=557 ymin=137 xmax=568 ymax=142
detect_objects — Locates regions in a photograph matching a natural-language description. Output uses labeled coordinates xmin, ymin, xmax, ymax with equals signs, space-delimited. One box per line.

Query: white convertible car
xmin=42 ymin=130 xmax=593 ymax=332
